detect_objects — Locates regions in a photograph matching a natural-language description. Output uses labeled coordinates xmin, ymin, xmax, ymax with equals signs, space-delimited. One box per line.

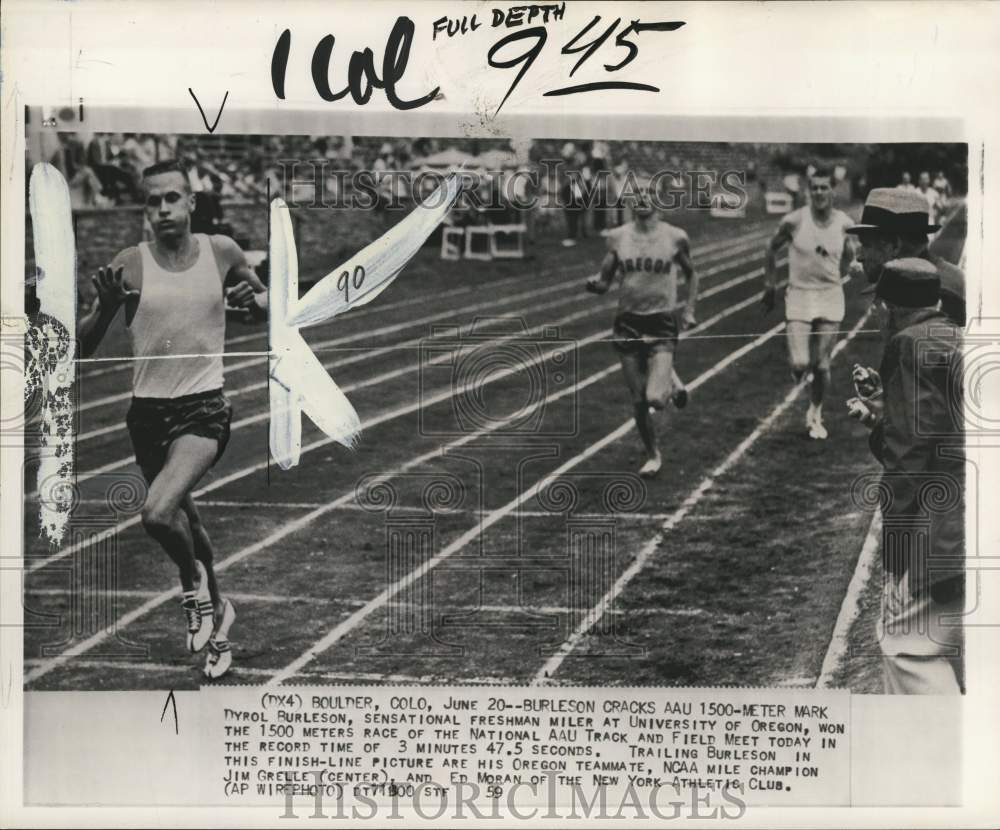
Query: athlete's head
xmin=142 ymin=160 xmax=195 ymax=242
xmin=632 ymin=182 xmax=657 ymax=219
xmin=900 ymin=171 xmax=913 ymax=187
xmin=808 ymin=165 xmax=834 ymax=212
xmin=918 ymin=170 xmax=931 ymax=190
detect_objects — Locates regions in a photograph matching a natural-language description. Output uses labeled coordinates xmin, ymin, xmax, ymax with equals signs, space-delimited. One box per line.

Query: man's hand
xmin=227 ymin=280 xmax=263 ymax=310
xmin=585 ymin=276 xmax=609 ymax=295
xmin=846 ymin=396 xmax=882 ymax=429
xmin=91 ymin=265 xmax=139 ymax=310
xmin=761 ymin=285 xmax=777 ymax=314
xmin=851 ymin=364 xmax=882 ymax=399
xmin=682 ymin=307 xmax=698 ymax=329
xmin=848 ymin=260 xmax=865 ymax=281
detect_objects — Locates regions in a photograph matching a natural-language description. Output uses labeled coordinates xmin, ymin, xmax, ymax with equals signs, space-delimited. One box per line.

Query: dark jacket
xmin=869 ymin=308 xmax=964 ymax=598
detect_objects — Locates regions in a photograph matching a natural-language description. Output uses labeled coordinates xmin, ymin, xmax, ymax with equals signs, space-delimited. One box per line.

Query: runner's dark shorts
xmin=612 ymin=310 xmax=681 ymax=355
xmin=126 ymin=389 xmax=233 ymax=481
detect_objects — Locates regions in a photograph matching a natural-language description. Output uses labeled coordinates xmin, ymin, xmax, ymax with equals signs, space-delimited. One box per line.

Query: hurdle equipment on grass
xmin=441 ymin=223 xmax=528 ymax=261
xmin=440 ymin=225 xmax=464 ymax=260
xmin=268 ymin=173 xmax=461 ymax=470
xmin=488 ymin=223 xmax=528 ymax=258
xmin=464 ymin=225 xmax=493 ymax=260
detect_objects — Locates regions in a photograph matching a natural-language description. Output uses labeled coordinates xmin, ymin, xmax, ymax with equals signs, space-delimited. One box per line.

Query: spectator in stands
xmin=86 ymin=133 xmax=138 ymax=203
xmin=510 ymin=164 xmax=537 ymax=243
xmin=933 ymin=170 xmax=952 ymax=214
xmin=917 ymin=171 xmax=940 ymax=225
xmin=560 ymin=151 xmax=588 ymax=248
xmin=897 ymin=171 xmax=917 ymax=191
xmin=609 ymin=160 xmax=630 ymax=228
xmin=590 ymin=141 xmax=612 ymax=236
xmin=51 ymin=133 xmax=107 ymax=209
xmin=123 ymin=133 xmax=157 ymax=172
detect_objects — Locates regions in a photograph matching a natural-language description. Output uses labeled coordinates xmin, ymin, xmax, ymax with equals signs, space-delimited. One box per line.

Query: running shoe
xmin=204 ymin=599 xmax=237 ymax=679
xmin=639 ymin=453 xmax=663 ymax=478
xmin=188 ymin=561 xmax=215 ymax=653
xmin=807 ymin=406 xmax=829 ymax=440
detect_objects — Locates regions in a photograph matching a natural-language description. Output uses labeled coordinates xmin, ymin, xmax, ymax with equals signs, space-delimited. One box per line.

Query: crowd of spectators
xmin=897 ymin=169 xmax=954 ymax=226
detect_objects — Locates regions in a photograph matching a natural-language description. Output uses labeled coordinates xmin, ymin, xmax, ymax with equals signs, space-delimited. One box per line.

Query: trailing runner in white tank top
xmin=129 ymin=233 xmax=226 ymax=399
xmin=787 ymin=207 xmax=851 ymax=291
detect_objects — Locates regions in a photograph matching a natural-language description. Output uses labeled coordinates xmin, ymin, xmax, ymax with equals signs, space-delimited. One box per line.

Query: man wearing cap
xmin=763 ymin=165 xmax=860 ymax=440
xmin=847 ymin=186 xmax=966 ymax=326
xmin=847 ymin=258 xmax=964 ymax=694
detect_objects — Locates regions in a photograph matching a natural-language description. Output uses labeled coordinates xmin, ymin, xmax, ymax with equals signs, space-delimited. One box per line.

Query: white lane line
xmin=59 ymin=258 xmax=773 ymax=498
xmin=267 ymin=321 xmax=789 ymax=685
xmin=24 ymin=588 xmax=320 ymax=605
xmin=80 ymin=225 xmax=777 ymax=378
xmin=28 ymin=268 xmax=773 ymax=583
xmin=24 ymin=285 xmax=772 ymax=683
xmin=531 ymin=309 xmax=872 ymax=685
xmin=21 ymin=658 xmax=524 ymax=686
xmin=74 ymin=498 xmax=678 ymax=520
xmin=28 ymin=273 xmax=775 ymax=580
xmin=74 ymin=231 xmax=773 ymax=410
xmin=815 ymin=510 xmax=881 ymax=688
xmin=72 ymin=251 xmax=771 ymax=448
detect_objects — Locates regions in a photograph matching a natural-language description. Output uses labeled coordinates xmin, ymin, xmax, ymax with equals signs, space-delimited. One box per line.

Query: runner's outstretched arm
xmin=78 ymin=250 xmax=139 ymax=358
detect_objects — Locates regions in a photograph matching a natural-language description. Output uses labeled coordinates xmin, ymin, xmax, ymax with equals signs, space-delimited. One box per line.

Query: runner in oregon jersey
xmin=586 ymin=184 xmax=699 ymax=478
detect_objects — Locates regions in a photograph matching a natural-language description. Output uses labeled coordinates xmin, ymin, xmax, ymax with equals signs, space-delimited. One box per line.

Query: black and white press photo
xmin=20 ymin=125 xmax=969 ymax=694
xmin=3 ymin=1 xmax=999 ymax=826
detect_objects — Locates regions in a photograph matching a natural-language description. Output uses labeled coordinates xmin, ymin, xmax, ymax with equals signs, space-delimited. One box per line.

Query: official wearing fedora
xmin=848 ymin=253 xmax=965 ymax=694
xmin=848 ymin=187 xmax=966 ymax=325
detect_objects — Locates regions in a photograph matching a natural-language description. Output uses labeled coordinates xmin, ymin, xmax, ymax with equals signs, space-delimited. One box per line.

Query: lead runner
xmin=77 ymin=159 xmax=268 ymax=679
xmin=586 ymin=182 xmax=698 ymax=478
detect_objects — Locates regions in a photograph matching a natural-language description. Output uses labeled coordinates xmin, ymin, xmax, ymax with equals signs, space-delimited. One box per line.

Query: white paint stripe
xmin=267 ymin=320 xmax=789 ymax=684
xmin=74 ymin=499 xmax=677 ymax=520
xmin=74 ymin=230 xmax=772 ymax=406
xmin=23 ymin=589 xmax=625 ymax=616
xmin=77 ymin=227 xmax=777 ymax=379
xmin=68 ymin=261 xmax=772 ymax=483
xmin=531 ymin=309 xmax=872 ymax=685
xmin=20 ymin=658 xmax=522 ymax=686
xmin=815 ymin=510 xmax=882 ymax=688
xmin=28 ymin=268 xmax=776 ymax=580
xmin=25 ymin=588 xmax=316 ymax=605
xmin=24 ymin=284 xmax=773 ymax=683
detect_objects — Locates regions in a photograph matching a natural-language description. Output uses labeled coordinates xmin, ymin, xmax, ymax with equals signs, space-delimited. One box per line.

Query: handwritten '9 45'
xmin=490 ymin=17 xmax=685 ymax=115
